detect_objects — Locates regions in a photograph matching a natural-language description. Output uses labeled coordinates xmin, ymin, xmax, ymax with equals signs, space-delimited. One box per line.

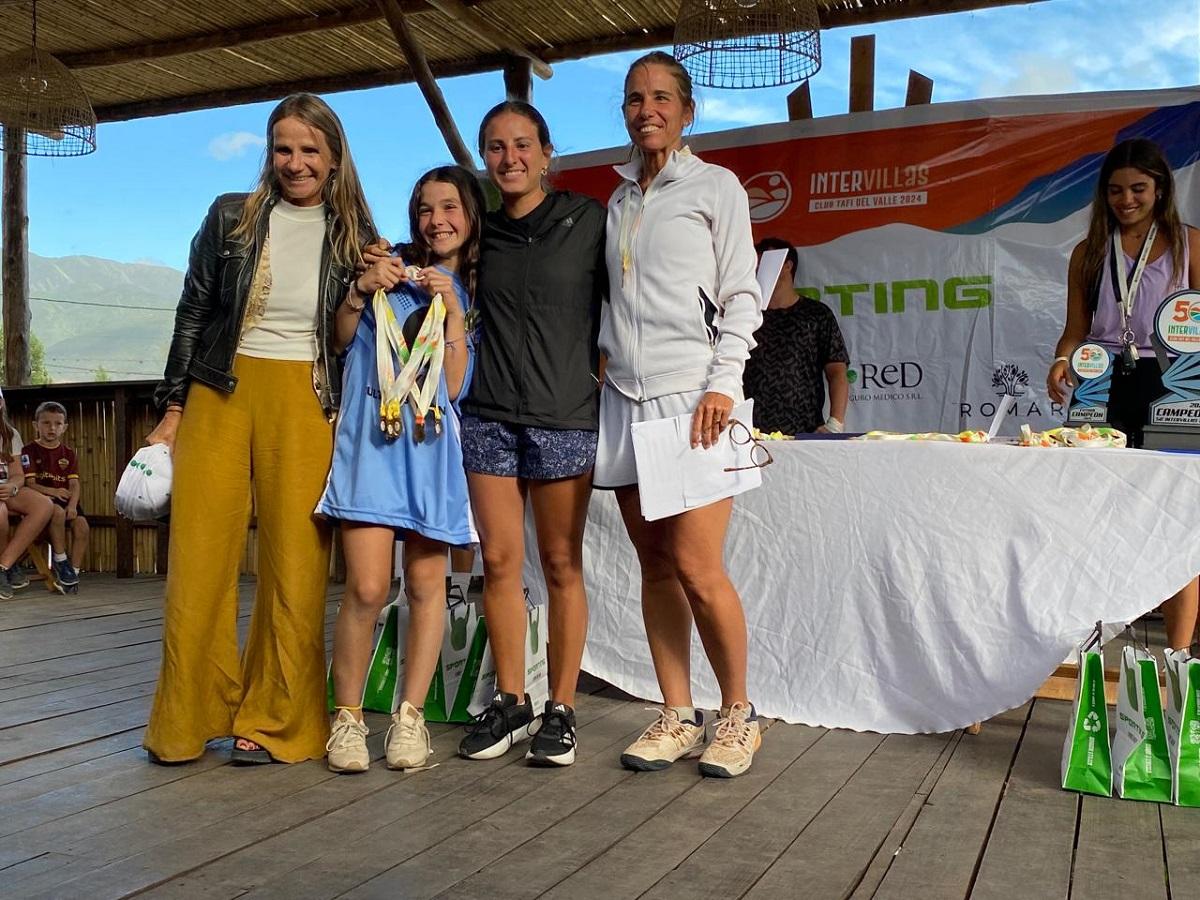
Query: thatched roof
xmin=0 ymin=1 xmax=1041 ymax=122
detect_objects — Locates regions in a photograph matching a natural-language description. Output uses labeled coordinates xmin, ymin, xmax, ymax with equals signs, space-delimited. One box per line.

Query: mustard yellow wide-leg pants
xmin=144 ymin=355 xmax=334 ymax=763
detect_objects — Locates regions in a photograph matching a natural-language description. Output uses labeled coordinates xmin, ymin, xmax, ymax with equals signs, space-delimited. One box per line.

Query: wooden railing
xmin=2 ymin=380 xmax=261 ymax=577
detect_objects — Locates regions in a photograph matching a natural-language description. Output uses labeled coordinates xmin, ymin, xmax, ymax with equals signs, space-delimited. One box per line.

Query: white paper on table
xmin=630 ymin=399 xmax=762 ymax=521
xmin=755 ymin=249 xmax=789 ymax=312
xmin=986 ymin=393 xmax=1017 ymax=441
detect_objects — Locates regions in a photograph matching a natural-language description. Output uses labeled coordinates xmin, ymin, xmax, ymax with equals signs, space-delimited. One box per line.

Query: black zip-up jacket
xmin=154 ymin=192 xmax=357 ymax=417
xmin=463 ymin=191 xmax=607 ymax=430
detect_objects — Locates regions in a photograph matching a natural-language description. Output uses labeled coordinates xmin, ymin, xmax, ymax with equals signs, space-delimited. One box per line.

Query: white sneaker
xmin=620 ymin=707 xmax=706 ymax=771
xmin=386 ymin=701 xmax=431 ymax=769
xmin=698 ymin=701 xmax=761 ymax=778
xmin=326 ymin=708 xmax=370 ymax=773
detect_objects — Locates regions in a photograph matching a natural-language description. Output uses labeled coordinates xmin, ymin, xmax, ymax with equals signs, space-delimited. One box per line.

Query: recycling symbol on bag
xmin=1083 ymin=711 xmax=1102 ymax=733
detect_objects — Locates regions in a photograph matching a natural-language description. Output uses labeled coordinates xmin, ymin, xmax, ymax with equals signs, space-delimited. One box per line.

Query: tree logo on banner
xmin=992 ymin=363 xmax=1029 ymax=398
xmin=743 ymin=171 xmax=791 ymax=223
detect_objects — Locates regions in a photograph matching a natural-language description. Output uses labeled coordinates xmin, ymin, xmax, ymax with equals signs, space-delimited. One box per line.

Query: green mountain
xmin=24 ymin=252 xmax=182 ymax=382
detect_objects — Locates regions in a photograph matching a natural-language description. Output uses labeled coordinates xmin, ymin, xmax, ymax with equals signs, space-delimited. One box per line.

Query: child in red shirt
xmin=22 ymin=401 xmax=87 ymax=586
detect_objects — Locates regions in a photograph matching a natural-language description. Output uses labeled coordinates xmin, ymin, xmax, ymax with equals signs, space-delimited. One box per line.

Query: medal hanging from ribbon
xmin=1110 ymin=221 xmax=1158 ymax=373
xmin=373 ymin=271 xmax=446 ymax=441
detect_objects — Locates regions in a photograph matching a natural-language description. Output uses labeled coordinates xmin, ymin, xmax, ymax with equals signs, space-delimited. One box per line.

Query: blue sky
xmin=25 ymin=0 xmax=1200 ymax=272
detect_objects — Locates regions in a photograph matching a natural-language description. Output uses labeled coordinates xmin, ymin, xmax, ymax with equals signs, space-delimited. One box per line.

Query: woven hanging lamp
xmin=0 ymin=1 xmax=96 ymax=156
xmin=674 ymin=0 xmax=822 ymax=90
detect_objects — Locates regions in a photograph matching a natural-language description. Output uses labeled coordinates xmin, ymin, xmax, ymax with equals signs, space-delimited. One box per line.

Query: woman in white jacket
xmin=596 ymin=51 xmax=764 ymax=779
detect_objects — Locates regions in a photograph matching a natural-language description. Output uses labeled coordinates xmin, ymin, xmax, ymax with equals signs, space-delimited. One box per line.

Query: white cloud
xmin=979 ymin=53 xmax=1080 ymax=98
xmin=208 ymin=131 xmax=266 ymax=161
xmin=698 ymin=95 xmax=777 ymax=126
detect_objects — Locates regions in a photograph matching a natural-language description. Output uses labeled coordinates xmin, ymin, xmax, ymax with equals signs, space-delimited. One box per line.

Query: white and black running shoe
xmin=459 ymin=691 xmax=540 ymax=760
xmin=527 ymin=701 xmax=577 ymax=767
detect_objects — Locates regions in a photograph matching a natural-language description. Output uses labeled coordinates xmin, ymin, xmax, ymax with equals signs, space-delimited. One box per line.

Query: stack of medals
xmin=373 ymin=269 xmax=446 ymax=442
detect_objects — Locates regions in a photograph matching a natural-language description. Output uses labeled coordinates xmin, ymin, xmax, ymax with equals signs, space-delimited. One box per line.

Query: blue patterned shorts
xmin=460 ymin=415 xmax=597 ymax=480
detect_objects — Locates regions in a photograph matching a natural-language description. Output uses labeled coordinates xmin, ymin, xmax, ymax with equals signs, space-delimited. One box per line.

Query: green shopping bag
xmin=326 ymin=602 xmax=405 ymax=714
xmin=423 ymin=593 xmax=482 ymax=723
xmin=1112 ymin=644 xmax=1171 ymax=802
xmin=1163 ymin=649 xmax=1200 ymax=806
xmin=457 ymin=592 xmax=547 ymax=720
xmin=1061 ymin=627 xmax=1112 ymax=797
xmin=448 ymin=612 xmax=496 ymax=722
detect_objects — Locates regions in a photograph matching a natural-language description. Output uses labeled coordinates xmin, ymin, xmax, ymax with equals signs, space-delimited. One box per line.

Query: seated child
xmin=22 ymin=401 xmax=88 ymax=587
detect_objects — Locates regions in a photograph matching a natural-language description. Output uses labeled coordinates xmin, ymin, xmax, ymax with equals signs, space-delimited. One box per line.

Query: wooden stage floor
xmin=1 ymin=576 xmax=1198 ymax=899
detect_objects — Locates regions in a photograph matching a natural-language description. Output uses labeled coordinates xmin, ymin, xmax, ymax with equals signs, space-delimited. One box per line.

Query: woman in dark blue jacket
xmin=458 ymin=101 xmax=606 ymax=767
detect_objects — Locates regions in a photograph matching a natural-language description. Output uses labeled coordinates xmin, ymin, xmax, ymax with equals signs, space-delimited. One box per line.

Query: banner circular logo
xmin=743 ymin=171 xmax=791 ymax=223
xmin=1070 ymin=343 xmax=1110 ymax=380
xmin=1154 ymin=290 xmax=1200 ymax=355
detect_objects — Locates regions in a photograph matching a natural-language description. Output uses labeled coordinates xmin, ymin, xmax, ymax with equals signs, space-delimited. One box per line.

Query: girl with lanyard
xmin=319 ymin=166 xmax=484 ymax=772
xmin=596 ymin=52 xmax=764 ymax=778
xmin=1047 ymin=137 xmax=1200 ymax=649
xmin=362 ymin=107 xmax=605 ymax=767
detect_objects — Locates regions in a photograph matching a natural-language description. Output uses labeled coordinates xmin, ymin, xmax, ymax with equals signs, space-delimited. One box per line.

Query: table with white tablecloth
xmin=524 ymin=440 xmax=1200 ymax=734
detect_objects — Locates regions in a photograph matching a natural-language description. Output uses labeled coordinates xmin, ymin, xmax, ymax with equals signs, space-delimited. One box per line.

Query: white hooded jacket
xmin=599 ymin=147 xmax=762 ymax=402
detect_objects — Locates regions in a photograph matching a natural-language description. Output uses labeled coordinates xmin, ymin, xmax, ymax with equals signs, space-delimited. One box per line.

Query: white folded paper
xmin=630 ymin=399 xmax=763 ymax=521
xmin=755 ymin=249 xmax=789 ymax=312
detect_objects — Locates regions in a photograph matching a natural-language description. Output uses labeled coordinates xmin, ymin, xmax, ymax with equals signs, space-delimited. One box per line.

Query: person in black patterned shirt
xmin=743 ymin=237 xmax=849 ymax=435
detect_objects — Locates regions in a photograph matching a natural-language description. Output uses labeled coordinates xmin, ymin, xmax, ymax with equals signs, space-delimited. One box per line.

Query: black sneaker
xmin=459 ymin=691 xmax=539 ymax=760
xmin=52 ymin=559 xmax=79 ymax=587
xmin=7 ymin=562 xmax=29 ymax=590
xmin=0 ymin=568 xmax=12 ymax=601
xmin=526 ymin=701 xmax=577 ymax=767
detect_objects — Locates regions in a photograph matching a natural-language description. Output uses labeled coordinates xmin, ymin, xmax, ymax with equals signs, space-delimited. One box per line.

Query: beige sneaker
xmin=698 ymin=701 xmax=761 ymax=778
xmin=326 ymin=708 xmax=369 ymax=773
xmin=385 ymin=701 xmax=432 ymax=769
xmin=620 ymin=707 xmax=706 ymax=771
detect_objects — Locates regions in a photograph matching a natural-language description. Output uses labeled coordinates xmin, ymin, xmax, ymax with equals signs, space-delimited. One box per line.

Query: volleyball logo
xmin=743 ymin=171 xmax=791 ymax=223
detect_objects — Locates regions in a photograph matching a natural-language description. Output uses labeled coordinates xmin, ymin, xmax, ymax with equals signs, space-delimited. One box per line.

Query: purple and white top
xmin=1090 ymin=229 xmax=1191 ymax=353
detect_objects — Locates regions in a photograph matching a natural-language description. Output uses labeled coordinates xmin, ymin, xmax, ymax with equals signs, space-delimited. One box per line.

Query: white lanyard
xmin=1111 ymin=221 xmax=1157 ymax=341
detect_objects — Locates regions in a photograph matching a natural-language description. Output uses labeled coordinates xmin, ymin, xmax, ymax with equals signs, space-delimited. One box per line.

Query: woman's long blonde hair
xmin=229 ymin=93 xmax=376 ymax=269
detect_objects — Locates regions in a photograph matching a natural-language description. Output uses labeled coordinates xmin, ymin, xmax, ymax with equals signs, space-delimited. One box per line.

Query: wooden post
xmin=114 ymin=387 xmax=135 ymax=577
xmin=787 ymin=81 xmax=813 ymax=121
xmin=849 ymin=34 xmax=875 ymax=113
xmin=503 ymin=56 xmax=533 ymax=102
xmin=906 ymin=70 xmax=934 ymax=106
xmin=2 ymin=131 xmax=31 ymax=386
xmin=376 ymin=0 xmax=475 ymax=169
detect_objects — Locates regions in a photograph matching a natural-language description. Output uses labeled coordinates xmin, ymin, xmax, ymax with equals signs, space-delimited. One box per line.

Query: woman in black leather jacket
xmin=143 ymin=93 xmax=376 ymax=766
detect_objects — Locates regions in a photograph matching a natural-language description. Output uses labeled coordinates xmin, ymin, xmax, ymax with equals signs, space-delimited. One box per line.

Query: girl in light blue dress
xmin=319 ymin=166 xmax=486 ymax=773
